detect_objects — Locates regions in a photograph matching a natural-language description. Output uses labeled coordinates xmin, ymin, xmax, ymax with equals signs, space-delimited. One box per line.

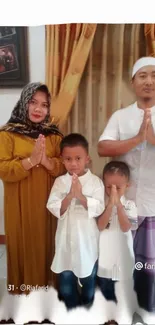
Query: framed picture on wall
xmin=0 ymin=27 xmax=29 ymax=87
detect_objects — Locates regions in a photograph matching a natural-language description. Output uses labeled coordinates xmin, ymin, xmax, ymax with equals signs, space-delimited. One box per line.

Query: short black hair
xmin=60 ymin=133 xmax=89 ymax=154
xmin=103 ymin=161 xmax=130 ymax=180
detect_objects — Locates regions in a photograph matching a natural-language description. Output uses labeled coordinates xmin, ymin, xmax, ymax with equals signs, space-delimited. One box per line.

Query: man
xmin=98 ymin=57 xmax=155 ymax=314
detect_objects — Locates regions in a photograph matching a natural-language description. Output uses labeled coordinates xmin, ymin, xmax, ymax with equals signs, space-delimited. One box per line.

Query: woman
xmin=98 ymin=57 xmax=155 ymax=315
xmin=0 ymin=82 xmax=64 ymax=294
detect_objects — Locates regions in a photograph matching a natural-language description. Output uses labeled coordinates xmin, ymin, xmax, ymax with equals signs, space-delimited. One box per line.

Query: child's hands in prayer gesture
xmin=109 ymin=185 xmax=120 ymax=207
xmin=106 ymin=184 xmax=130 ymax=232
xmin=70 ymin=173 xmax=83 ymax=199
xmin=60 ymin=173 xmax=87 ymax=216
xmin=69 ymin=173 xmax=88 ymax=210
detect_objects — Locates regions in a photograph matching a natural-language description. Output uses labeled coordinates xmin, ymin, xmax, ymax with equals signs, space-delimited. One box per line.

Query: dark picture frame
xmin=0 ymin=27 xmax=29 ymax=87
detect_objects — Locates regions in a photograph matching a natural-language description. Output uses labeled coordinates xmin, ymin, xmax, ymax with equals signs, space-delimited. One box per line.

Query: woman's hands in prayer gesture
xmin=30 ymin=134 xmax=55 ymax=170
xmin=30 ymin=134 xmax=43 ymax=166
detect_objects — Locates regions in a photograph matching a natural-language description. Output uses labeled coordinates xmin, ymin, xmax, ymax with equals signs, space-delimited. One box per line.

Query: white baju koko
xmin=97 ymin=195 xmax=138 ymax=281
xmin=47 ymin=169 xmax=105 ymax=278
xmin=99 ymin=102 xmax=155 ymax=217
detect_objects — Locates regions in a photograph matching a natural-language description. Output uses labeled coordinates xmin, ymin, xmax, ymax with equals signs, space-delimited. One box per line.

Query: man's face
xmin=132 ymin=65 xmax=155 ymax=101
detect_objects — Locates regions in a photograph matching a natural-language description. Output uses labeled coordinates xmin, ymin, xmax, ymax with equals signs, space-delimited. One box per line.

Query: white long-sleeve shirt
xmin=47 ymin=169 xmax=105 ymax=278
xmin=97 ymin=195 xmax=138 ymax=281
xmin=99 ymin=102 xmax=155 ymax=217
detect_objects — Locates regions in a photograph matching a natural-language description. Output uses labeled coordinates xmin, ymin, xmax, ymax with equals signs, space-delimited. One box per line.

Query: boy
xmin=47 ymin=133 xmax=105 ymax=310
xmin=97 ymin=161 xmax=138 ymax=321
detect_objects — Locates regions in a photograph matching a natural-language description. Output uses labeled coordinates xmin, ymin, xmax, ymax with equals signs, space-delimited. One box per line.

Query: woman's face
xmin=28 ymin=90 xmax=49 ymax=123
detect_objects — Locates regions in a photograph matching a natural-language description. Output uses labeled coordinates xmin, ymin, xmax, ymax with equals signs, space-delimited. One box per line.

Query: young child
xmin=97 ymin=161 xmax=138 ymax=304
xmin=47 ymin=133 xmax=105 ymax=310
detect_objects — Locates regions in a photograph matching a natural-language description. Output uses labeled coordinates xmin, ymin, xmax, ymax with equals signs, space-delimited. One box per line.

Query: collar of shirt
xmin=134 ymin=101 xmax=155 ymax=114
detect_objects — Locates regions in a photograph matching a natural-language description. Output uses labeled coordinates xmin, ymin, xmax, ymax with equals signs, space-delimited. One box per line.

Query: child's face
xmin=103 ymin=173 xmax=129 ymax=198
xmin=61 ymin=146 xmax=90 ymax=176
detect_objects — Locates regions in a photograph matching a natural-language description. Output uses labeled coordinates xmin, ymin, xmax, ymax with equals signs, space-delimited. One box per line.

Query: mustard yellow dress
xmin=0 ymin=131 xmax=64 ymax=294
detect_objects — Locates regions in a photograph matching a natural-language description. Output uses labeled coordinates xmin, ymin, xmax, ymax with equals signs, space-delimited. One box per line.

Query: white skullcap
xmin=132 ymin=57 xmax=155 ymax=78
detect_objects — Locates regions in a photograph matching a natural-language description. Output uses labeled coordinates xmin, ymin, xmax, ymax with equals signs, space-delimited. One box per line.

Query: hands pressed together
xmin=138 ymin=108 xmax=155 ymax=145
xmin=108 ymin=185 xmax=121 ymax=208
xmin=69 ymin=173 xmax=83 ymax=200
xmin=60 ymin=173 xmax=87 ymax=216
xmin=29 ymin=134 xmax=54 ymax=169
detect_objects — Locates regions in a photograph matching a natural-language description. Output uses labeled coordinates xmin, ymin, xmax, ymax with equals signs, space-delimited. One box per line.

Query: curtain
xmin=46 ymin=24 xmax=97 ymax=129
xmin=66 ymin=24 xmax=146 ymax=176
xmin=144 ymin=24 xmax=155 ymax=56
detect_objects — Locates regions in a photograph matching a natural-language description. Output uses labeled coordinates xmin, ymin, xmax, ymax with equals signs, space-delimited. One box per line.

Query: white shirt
xmin=97 ymin=196 xmax=138 ymax=281
xmin=47 ymin=169 xmax=105 ymax=278
xmin=99 ymin=102 xmax=155 ymax=217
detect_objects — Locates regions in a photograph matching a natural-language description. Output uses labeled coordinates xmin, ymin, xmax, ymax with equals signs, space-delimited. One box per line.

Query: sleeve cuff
xmin=86 ymin=197 xmax=104 ymax=218
xmin=47 ymin=200 xmax=67 ymax=220
xmin=98 ymin=136 xmax=117 ymax=142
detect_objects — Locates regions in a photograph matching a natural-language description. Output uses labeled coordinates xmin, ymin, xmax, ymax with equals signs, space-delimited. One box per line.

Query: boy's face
xmin=104 ymin=173 xmax=129 ymax=198
xmin=61 ymin=146 xmax=89 ymax=176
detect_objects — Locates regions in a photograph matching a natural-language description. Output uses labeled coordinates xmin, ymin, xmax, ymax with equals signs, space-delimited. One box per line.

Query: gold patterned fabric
xmin=45 ymin=24 xmax=97 ymax=127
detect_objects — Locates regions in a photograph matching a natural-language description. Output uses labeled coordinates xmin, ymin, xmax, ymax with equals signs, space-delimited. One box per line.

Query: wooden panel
xmin=0 ymin=235 xmax=5 ymax=244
